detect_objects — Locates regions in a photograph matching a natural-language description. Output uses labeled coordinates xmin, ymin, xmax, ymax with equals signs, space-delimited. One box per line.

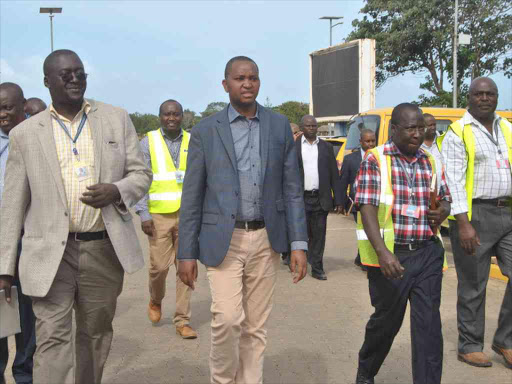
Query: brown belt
xmin=234 ymin=220 xmax=265 ymax=232
xmin=473 ymin=198 xmax=510 ymax=208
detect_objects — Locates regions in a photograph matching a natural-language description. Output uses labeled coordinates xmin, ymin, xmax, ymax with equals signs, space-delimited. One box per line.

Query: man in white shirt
xmin=421 ymin=113 xmax=443 ymax=167
xmin=296 ymin=115 xmax=343 ymax=280
xmin=441 ymin=77 xmax=512 ymax=370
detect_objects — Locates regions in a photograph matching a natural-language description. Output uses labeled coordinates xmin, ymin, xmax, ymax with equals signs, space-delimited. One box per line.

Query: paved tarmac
xmin=5 ymin=213 xmax=511 ymax=383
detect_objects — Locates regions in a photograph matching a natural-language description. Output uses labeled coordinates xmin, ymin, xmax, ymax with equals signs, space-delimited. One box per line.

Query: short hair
xmin=360 ymin=128 xmax=375 ymax=137
xmin=43 ymin=49 xmax=80 ymax=75
xmin=0 ymin=82 xmax=25 ymax=101
xmin=224 ymin=56 xmax=259 ymax=79
xmin=423 ymin=113 xmax=435 ymax=120
xmin=26 ymin=97 xmax=47 ymax=109
xmin=300 ymin=114 xmax=316 ymax=126
xmin=159 ymin=99 xmax=183 ymax=115
xmin=469 ymin=76 xmax=498 ymax=95
xmin=390 ymin=103 xmax=422 ymax=126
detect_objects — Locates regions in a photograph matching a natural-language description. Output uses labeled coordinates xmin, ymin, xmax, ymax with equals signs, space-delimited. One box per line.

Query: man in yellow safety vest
xmin=440 ymin=77 xmax=512 ymax=369
xmin=135 ymin=99 xmax=197 ymax=339
xmin=354 ymin=103 xmax=451 ymax=384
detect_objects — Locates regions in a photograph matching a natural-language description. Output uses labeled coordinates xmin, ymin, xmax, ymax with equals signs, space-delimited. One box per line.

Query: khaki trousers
xmin=31 ymin=236 xmax=124 ymax=384
xmin=148 ymin=212 xmax=192 ymax=326
xmin=207 ymin=228 xmax=279 ymax=384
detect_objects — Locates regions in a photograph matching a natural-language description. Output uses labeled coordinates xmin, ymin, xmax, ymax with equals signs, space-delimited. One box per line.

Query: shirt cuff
xmin=450 ymin=201 xmax=469 ymax=216
xmin=137 ymin=210 xmax=152 ymax=222
xmin=290 ymin=241 xmax=308 ymax=251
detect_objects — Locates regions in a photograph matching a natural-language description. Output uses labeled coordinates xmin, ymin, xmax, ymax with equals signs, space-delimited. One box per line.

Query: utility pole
xmin=319 ymin=16 xmax=344 ymax=46
xmin=40 ymin=8 xmax=62 ymax=52
xmin=453 ymin=0 xmax=458 ymax=108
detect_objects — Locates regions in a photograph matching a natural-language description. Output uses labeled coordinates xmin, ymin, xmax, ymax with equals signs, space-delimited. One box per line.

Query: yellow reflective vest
xmin=147 ymin=129 xmax=190 ymax=213
xmin=356 ymin=146 xmax=447 ymax=270
xmin=437 ymin=117 xmax=512 ymax=221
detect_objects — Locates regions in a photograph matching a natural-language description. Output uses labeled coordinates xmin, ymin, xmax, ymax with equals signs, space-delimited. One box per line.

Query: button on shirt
xmin=135 ymin=129 xmax=183 ymax=222
xmin=228 ymin=104 xmax=263 ymax=221
xmin=0 ymin=130 xmax=9 ymax=206
xmin=442 ymin=111 xmax=512 ymax=216
xmin=355 ymin=140 xmax=452 ymax=244
xmin=51 ymin=100 xmax=104 ymax=233
xmin=301 ymin=135 xmax=320 ymax=190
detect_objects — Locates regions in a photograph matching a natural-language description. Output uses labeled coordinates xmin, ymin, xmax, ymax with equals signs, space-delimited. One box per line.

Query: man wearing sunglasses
xmin=0 ymin=49 xmax=152 ymax=384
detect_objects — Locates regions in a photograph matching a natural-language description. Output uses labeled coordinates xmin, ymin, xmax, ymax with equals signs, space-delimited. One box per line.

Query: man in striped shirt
xmin=441 ymin=77 xmax=512 ymax=369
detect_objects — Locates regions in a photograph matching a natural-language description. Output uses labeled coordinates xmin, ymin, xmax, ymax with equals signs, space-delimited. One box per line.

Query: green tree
xmin=272 ymin=101 xmax=310 ymax=125
xmin=182 ymin=109 xmax=201 ymax=131
xmin=129 ymin=112 xmax=160 ymax=136
xmin=348 ymin=0 xmax=512 ymax=105
xmin=201 ymin=102 xmax=228 ymax=118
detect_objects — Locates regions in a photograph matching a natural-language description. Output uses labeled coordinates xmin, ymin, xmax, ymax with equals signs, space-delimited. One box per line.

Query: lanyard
xmin=396 ymin=157 xmax=419 ymax=196
xmin=479 ymin=121 xmax=503 ymax=156
xmin=53 ymin=113 xmax=87 ymax=160
xmin=0 ymin=142 xmax=8 ymax=158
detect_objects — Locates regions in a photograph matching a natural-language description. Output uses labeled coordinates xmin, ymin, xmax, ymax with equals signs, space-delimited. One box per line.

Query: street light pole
xmin=40 ymin=8 xmax=62 ymax=52
xmin=453 ymin=0 xmax=458 ymax=108
xmin=319 ymin=16 xmax=344 ymax=46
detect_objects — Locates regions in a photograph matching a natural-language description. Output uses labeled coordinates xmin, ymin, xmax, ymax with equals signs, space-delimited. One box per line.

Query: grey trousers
xmin=31 ymin=236 xmax=124 ymax=384
xmin=449 ymin=201 xmax=512 ymax=354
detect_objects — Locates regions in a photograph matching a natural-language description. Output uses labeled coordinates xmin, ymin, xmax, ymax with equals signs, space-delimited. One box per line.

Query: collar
xmin=384 ymin=139 xmax=427 ymax=161
xmin=0 ymin=131 xmax=8 ymax=140
xmin=50 ymin=99 xmax=91 ymax=123
xmin=160 ymin=128 xmax=183 ymax=142
xmin=302 ymin=135 xmax=319 ymax=145
xmin=228 ymin=103 xmax=259 ymax=123
xmin=463 ymin=110 xmax=501 ymax=130
xmin=360 ymin=148 xmax=366 ymax=158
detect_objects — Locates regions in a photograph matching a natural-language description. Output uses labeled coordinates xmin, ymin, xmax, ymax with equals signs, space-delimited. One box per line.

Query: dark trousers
xmin=0 ymin=246 xmax=36 ymax=384
xmin=358 ymin=240 xmax=444 ymax=384
xmin=304 ymin=195 xmax=328 ymax=275
xmin=449 ymin=201 xmax=512 ymax=353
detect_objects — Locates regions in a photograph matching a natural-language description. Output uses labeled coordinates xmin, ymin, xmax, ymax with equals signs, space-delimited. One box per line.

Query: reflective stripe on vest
xmin=357 ymin=145 xmax=447 ymax=270
xmin=437 ymin=118 xmax=512 ymax=221
xmin=147 ymin=129 xmax=190 ymax=213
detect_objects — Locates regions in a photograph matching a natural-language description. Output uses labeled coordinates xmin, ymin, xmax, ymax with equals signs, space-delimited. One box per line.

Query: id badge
xmin=401 ymin=204 xmax=420 ymax=219
xmin=175 ymin=170 xmax=185 ymax=184
xmin=496 ymin=159 xmax=510 ymax=169
xmin=74 ymin=161 xmax=91 ymax=182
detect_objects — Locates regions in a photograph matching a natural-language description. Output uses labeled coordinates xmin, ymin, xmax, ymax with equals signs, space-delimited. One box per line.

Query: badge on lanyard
xmin=74 ymin=161 xmax=91 ymax=182
xmin=401 ymin=204 xmax=420 ymax=219
xmin=497 ymin=158 xmax=510 ymax=169
xmin=175 ymin=170 xmax=185 ymax=184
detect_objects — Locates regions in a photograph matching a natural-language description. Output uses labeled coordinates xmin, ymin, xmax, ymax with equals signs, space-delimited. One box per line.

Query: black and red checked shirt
xmin=354 ymin=140 xmax=452 ymax=244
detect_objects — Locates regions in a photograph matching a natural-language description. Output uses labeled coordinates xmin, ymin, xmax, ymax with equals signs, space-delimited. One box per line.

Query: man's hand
xmin=378 ymin=249 xmax=405 ymax=280
xmin=289 ymin=250 xmax=307 ymax=283
xmin=427 ymin=203 xmax=449 ymax=227
xmin=178 ymin=260 xmax=198 ymax=290
xmin=334 ymin=205 xmax=344 ymax=215
xmin=80 ymin=183 xmax=121 ymax=208
xmin=458 ymin=221 xmax=481 ymax=255
xmin=141 ymin=220 xmax=155 ymax=237
xmin=0 ymin=275 xmax=13 ymax=303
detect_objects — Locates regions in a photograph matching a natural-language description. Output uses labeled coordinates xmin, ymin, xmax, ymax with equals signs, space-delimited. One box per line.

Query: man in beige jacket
xmin=0 ymin=49 xmax=152 ymax=384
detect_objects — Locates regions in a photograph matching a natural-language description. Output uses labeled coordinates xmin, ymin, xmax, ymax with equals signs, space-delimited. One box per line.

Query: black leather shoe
xmin=311 ymin=272 xmax=327 ymax=280
xmin=355 ymin=370 xmax=374 ymax=384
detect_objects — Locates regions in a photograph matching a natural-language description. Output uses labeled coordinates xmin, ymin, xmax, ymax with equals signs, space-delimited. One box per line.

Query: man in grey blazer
xmin=178 ymin=56 xmax=308 ymax=384
xmin=0 ymin=50 xmax=151 ymax=384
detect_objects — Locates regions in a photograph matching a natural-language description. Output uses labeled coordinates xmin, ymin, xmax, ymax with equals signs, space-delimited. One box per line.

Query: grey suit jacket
xmin=0 ymin=99 xmax=152 ymax=297
xmin=177 ymin=104 xmax=307 ymax=267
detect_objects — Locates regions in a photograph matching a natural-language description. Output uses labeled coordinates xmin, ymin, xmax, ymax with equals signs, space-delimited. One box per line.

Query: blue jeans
xmin=0 ymin=245 xmax=36 ymax=384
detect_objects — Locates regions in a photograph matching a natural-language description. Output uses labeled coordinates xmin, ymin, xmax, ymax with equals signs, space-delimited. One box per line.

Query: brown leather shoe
xmin=457 ymin=351 xmax=493 ymax=367
xmin=492 ymin=344 xmax=512 ymax=369
xmin=176 ymin=325 xmax=197 ymax=339
xmin=148 ymin=300 xmax=162 ymax=324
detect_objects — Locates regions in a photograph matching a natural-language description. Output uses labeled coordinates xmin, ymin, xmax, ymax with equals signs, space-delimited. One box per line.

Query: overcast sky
xmin=1 ymin=0 xmax=511 ymax=115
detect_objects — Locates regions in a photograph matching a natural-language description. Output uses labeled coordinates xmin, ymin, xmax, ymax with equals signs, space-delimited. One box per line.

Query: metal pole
xmin=453 ymin=0 xmax=458 ymax=108
xmin=329 ymin=19 xmax=332 ymax=46
xmin=50 ymin=14 xmax=54 ymax=52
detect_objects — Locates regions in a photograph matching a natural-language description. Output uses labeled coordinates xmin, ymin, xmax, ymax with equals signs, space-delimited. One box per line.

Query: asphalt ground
xmin=5 ymin=213 xmax=511 ymax=384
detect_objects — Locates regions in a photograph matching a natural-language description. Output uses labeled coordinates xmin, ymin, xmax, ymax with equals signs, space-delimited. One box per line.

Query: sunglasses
xmin=57 ymin=70 xmax=88 ymax=83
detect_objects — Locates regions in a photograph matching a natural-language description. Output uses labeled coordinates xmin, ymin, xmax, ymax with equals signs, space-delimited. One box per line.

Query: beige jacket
xmin=0 ymin=99 xmax=152 ymax=297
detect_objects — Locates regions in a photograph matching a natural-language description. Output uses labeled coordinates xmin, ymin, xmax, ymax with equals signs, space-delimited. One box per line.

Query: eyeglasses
xmin=58 ymin=70 xmax=88 ymax=83
xmin=394 ymin=124 xmax=426 ymax=133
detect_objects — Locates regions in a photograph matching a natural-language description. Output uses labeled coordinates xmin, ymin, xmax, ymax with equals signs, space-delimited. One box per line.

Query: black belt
xmin=69 ymin=230 xmax=109 ymax=242
xmin=473 ymin=198 xmax=510 ymax=208
xmin=394 ymin=239 xmax=432 ymax=252
xmin=234 ymin=220 xmax=265 ymax=231
xmin=304 ymin=190 xmax=319 ymax=196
